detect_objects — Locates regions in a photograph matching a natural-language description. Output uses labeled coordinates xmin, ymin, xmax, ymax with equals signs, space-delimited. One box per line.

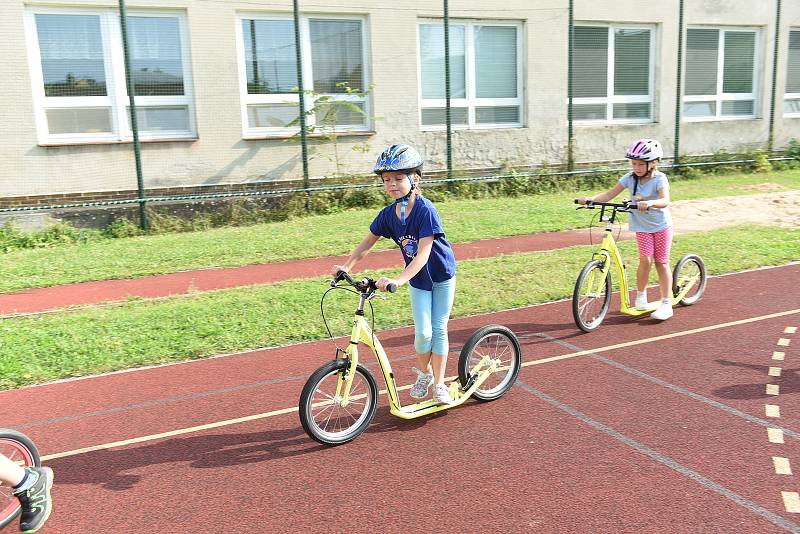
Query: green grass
xmin=0 ymin=169 xmax=798 ymax=293
xmin=1 ymin=224 xmax=797 ymax=389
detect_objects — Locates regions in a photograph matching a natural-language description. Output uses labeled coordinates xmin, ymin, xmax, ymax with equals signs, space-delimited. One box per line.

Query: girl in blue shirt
xmin=578 ymin=138 xmax=674 ymax=321
xmin=332 ymin=144 xmax=457 ymax=404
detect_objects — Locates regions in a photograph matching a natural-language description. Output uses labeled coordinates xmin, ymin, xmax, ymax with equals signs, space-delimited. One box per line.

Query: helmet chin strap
xmin=396 ymin=174 xmax=416 ymax=225
xmin=632 ymin=162 xmax=655 ymax=196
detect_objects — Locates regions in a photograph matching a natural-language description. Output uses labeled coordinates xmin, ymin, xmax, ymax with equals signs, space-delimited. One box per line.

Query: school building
xmin=1 ymin=0 xmax=799 ymax=206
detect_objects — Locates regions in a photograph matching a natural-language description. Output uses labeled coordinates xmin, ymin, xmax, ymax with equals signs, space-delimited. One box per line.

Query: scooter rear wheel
xmin=672 ymin=254 xmax=707 ymax=306
xmin=458 ymin=325 xmax=521 ymax=402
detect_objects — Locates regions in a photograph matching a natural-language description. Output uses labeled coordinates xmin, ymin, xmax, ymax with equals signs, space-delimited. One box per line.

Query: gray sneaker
xmin=14 ymin=466 xmax=53 ymax=534
xmin=433 ymin=384 xmax=453 ymax=405
xmin=409 ymin=367 xmax=433 ymax=399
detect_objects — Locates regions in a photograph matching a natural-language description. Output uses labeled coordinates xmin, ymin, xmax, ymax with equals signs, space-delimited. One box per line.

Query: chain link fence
xmin=2 ymin=0 xmax=799 ymax=229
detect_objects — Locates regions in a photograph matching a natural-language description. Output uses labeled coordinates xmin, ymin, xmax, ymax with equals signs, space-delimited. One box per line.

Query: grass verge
xmin=1 ymin=224 xmax=797 ymax=389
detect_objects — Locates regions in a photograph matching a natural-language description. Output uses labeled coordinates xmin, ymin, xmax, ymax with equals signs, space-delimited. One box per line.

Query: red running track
xmin=0 ymin=228 xmax=632 ymax=316
xmin=1 ymin=263 xmax=798 ymax=532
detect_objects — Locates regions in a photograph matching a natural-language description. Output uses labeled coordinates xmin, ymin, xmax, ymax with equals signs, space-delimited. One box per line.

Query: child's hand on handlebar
xmin=331 ymin=265 xmax=349 ymax=277
xmin=376 ymin=277 xmax=399 ymax=292
xmin=576 ymin=196 xmax=589 ymax=205
xmin=636 ymin=200 xmax=651 ymax=212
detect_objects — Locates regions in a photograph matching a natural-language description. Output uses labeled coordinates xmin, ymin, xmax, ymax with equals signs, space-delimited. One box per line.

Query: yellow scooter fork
xmin=334 ymin=321 xmax=363 ymax=408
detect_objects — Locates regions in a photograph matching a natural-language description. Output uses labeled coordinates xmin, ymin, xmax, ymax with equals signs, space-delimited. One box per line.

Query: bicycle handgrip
xmin=386 ymin=283 xmax=397 ymax=293
xmin=333 ymin=269 xmax=355 ymax=286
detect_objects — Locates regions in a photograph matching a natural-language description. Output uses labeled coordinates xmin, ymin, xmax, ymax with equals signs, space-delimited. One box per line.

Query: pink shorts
xmin=636 ymin=227 xmax=673 ymax=264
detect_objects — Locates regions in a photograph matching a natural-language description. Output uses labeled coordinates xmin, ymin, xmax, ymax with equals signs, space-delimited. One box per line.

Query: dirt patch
xmin=671 ymin=190 xmax=800 ymax=234
xmin=731 ymin=182 xmax=788 ymax=192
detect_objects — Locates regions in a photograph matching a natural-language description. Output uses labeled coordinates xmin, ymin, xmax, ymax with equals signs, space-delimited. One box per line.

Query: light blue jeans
xmin=409 ymin=277 xmax=456 ymax=355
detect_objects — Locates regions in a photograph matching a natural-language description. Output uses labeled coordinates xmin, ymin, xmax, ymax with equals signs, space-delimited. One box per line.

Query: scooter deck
xmin=389 ymin=361 xmax=499 ymax=420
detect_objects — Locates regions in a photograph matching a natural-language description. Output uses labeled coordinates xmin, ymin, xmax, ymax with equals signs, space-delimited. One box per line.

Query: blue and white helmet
xmin=373 ymin=144 xmax=424 ymax=174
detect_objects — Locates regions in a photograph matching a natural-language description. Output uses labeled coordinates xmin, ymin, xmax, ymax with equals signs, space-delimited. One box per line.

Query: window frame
xmin=234 ymin=12 xmax=371 ymax=138
xmin=571 ymin=22 xmax=656 ymax=126
xmin=784 ymin=28 xmax=800 ymax=118
xmin=416 ymin=19 xmax=524 ymax=131
xmin=683 ymin=25 xmax=761 ymax=122
xmin=24 ymin=6 xmax=196 ymax=145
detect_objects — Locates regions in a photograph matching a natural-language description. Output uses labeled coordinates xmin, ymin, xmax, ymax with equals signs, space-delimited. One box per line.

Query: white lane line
xmin=40 ymin=307 xmax=800 ymax=462
xmin=785 ymin=327 xmax=797 ymax=334
xmin=778 ymin=338 xmax=791 ymax=347
xmin=768 ymin=428 xmax=785 ymax=444
xmin=774 ymin=457 xmax=793 ymax=475
xmin=767 ymin=384 xmax=780 ymax=396
xmin=783 ymin=492 xmax=800 ymax=513
xmin=769 ymin=367 xmax=782 ymax=377
xmin=767 ymin=405 xmax=781 ymax=418
xmin=773 ymin=352 xmax=786 ymax=361
xmin=42 ymin=406 xmax=299 ymax=460
xmin=521 ymin=309 xmax=800 ymax=370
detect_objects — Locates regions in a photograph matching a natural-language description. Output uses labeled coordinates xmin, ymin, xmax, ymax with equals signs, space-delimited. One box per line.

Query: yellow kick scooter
xmin=299 ymin=271 xmax=522 ymax=445
xmin=572 ymin=199 xmax=707 ymax=332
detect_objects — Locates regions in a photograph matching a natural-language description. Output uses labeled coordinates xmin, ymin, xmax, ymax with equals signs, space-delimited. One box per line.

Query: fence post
xmin=768 ymin=0 xmax=782 ymax=154
xmin=444 ymin=0 xmax=453 ymax=190
xmin=567 ymin=0 xmax=574 ymax=171
xmin=673 ymin=0 xmax=685 ymax=172
xmin=118 ymin=0 xmax=148 ymax=230
xmin=292 ymin=0 xmax=310 ymax=210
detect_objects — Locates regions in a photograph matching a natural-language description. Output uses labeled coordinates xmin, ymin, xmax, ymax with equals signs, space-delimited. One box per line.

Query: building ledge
xmin=38 ymin=137 xmax=199 ymax=148
xmin=242 ymin=131 xmax=376 ymax=141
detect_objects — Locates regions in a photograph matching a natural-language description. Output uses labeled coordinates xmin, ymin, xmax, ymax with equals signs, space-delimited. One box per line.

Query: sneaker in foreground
xmin=635 ymin=293 xmax=649 ymax=310
xmin=14 ymin=466 xmax=54 ymax=534
xmin=651 ymin=302 xmax=674 ymax=321
xmin=433 ymin=384 xmax=453 ymax=405
xmin=409 ymin=367 xmax=433 ymax=399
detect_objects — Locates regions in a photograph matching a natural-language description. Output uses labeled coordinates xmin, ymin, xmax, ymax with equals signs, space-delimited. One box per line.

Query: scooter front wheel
xmin=458 ymin=325 xmax=521 ymax=401
xmin=0 ymin=429 xmax=41 ymax=529
xmin=299 ymin=359 xmax=378 ymax=445
xmin=573 ymin=260 xmax=612 ymax=332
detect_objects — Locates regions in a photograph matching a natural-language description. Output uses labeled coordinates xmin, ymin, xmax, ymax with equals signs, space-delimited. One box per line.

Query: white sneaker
xmin=409 ymin=367 xmax=433 ymax=399
xmin=635 ymin=293 xmax=649 ymax=310
xmin=433 ymin=384 xmax=453 ymax=404
xmin=651 ymin=302 xmax=673 ymax=321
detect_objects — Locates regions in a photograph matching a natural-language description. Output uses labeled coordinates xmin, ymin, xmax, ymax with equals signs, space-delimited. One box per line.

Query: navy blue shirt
xmin=369 ymin=195 xmax=456 ymax=291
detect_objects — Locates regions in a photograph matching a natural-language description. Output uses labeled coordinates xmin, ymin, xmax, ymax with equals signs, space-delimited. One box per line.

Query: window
xmin=418 ymin=21 xmax=522 ymax=129
xmin=785 ymin=30 xmax=800 ymax=117
xmin=684 ymin=27 xmax=759 ymax=120
xmin=236 ymin=15 xmax=369 ymax=137
xmin=25 ymin=8 xmax=196 ymax=144
xmin=571 ymin=25 xmax=654 ymax=123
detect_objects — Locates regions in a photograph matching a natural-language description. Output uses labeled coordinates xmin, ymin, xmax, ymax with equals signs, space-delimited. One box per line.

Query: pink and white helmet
xmin=625 ymin=139 xmax=663 ymax=162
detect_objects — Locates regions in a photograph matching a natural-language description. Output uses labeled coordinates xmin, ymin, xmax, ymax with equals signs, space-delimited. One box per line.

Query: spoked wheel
xmin=672 ymin=254 xmax=707 ymax=306
xmin=572 ymin=260 xmax=612 ymax=332
xmin=299 ymin=359 xmax=378 ymax=445
xmin=458 ymin=325 xmax=522 ymax=401
xmin=0 ymin=429 xmax=40 ymax=529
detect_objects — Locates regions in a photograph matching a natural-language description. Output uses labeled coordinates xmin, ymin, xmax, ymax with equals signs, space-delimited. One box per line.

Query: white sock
xmin=13 ymin=469 xmax=37 ymax=493
xmin=661 ymin=299 xmax=671 ymax=305
xmin=637 ymin=291 xmax=646 ymax=299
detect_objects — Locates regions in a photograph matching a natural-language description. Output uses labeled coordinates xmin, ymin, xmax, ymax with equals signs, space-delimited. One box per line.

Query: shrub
xmin=103 ymin=218 xmax=143 ymax=238
xmin=0 ymin=220 xmax=97 ymax=251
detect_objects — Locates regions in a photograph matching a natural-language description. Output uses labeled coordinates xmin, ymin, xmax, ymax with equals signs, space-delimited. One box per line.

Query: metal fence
xmin=3 ymin=0 xmax=798 ymax=229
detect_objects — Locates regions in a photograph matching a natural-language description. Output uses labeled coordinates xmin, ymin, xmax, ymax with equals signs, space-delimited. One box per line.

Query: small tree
xmin=288 ymin=82 xmax=375 ymax=178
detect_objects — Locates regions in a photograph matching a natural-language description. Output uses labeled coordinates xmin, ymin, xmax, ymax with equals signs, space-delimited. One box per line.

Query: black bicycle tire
xmin=299 ymin=360 xmax=378 ymax=446
xmin=572 ymin=260 xmax=612 ymax=332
